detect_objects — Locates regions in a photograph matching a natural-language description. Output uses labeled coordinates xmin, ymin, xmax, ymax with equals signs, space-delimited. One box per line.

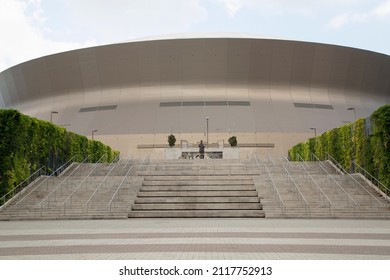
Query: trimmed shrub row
xmin=0 ymin=109 xmax=120 ymax=198
xmin=288 ymin=104 xmax=390 ymax=189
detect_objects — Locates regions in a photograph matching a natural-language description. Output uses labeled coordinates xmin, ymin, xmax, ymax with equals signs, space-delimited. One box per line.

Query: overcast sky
xmin=1 ymin=0 xmax=390 ymax=72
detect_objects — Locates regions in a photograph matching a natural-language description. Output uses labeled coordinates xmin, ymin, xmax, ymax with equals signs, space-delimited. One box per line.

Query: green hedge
xmin=288 ymin=104 xmax=390 ymax=189
xmin=0 ymin=109 xmax=120 ymax=198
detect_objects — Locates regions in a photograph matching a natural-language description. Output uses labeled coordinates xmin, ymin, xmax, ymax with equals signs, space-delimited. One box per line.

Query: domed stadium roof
xmin=1 ymin=35 xmax=389 ymax=156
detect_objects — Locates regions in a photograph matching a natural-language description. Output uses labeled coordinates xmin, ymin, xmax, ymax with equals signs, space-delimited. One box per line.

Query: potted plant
xmin=228 ymin=136 xmax=237 ymax=147
xmin=167 ymin=134 xmax=176 ymax=147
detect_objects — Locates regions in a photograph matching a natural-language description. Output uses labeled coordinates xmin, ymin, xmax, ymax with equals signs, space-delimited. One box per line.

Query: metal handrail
xmin=52 ymin=155 xmax=77 ymax=177
xmin=309 ymin=153 xmax=360 ymax=210
xmin=296 ymin=154 xmax=333 ymax=212
xmin=282 ymin=153 xmax=293 ymax=169
xmin=108 ymin=155 xmax=148 ymax=212
xmin=254 ymin=154 xmax=285 ymax=213
xmin=14 ymin=155 xmax=79 ymax=207
xmin=109 ymin=154 xmax=120 ymax=167
xmin=111 ymin=154 xmax=120 ymax=164
xmin=280 ymin=161 xmax=310 ymax=214
xmin=0 ymin=166 xmax=46 ymax=208
xmin=267 ymin=153 xmax=276 ymax=167
xmin=354 ymin=162 xmax=390 ymax=195
xmin=83 ymin=162 xmax=117 ymax=213
xmin=296 ymin=153 xmax=310 ymax=169
xmin=325 ymin=153 xmax=383 ymax=207
xmin=325 ymin=153 xmax=345 ymax=174
xmin=122 ymin=156 xmax=133 ymax=171
xmin=37 ymin=156 xmax=90 ymax=209
xmin=61 ymin=154 xmax=106 ymax=211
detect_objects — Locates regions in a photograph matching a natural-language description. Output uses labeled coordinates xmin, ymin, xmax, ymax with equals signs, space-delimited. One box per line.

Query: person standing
xmin=199 ymin=140 xmax=205 ymax=159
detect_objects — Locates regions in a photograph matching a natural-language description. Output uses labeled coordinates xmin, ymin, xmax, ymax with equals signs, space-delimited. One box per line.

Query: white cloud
xmin=0 ymin=0 xmax=209 ymax=72
xmin=0 ymin=0 xmax=93 ymax=72
xmin=63 ymin=0 xmax=208 ymax=42
xmin=372 ymin=0 xmax=390 ymax=18
xmin=326 ymin=0 xmax=390 ymax=29
xmin=218 ymin=0 xmax=245 ymax=17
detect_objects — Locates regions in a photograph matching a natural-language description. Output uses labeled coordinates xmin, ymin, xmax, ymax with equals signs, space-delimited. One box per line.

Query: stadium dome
xmin=1 ymin=34 xmax=389 ymax=158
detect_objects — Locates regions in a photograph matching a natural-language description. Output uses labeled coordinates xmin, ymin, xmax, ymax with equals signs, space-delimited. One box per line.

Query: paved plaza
xmin=0 ymin=218 xmax=389 ymax=260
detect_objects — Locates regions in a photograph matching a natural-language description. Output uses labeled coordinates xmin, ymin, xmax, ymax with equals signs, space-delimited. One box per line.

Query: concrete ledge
xmin=140 ymin=186 xmax=256 ymax=191
xmin=135 ymin=197 xmax=261 ymax=203
xmin=128 ymin=210 xmax=266 ymax=218
xmin=132 ymin=203 xmax=263 ymax=210
xmin=137 ymin=191 xmax=259 ymax=197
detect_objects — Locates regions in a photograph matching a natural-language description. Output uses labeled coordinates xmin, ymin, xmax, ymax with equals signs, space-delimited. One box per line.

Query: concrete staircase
xmin=253 ymin=161 xmax=390 ymax=219
xmin=0 ymin=161 xmax=144 ymax=220
xmin=1 ymin=157 xmax=389 ymax=220
xmin=129 ymin=161 xmax=265 ymax=217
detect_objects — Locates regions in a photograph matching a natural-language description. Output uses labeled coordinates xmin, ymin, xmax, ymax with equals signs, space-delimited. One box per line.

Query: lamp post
xmin=206 ymin=117 xmax=209 ymax=148
xmin=347 ymin=107 xmax=356 ymax=122
xmin=310 ymin=127 xmax=317 ymax=138
xmin=50 ymin=111 xmax=58 ymax=123
xmin=92 ymin=129 xmax=98 ymax=140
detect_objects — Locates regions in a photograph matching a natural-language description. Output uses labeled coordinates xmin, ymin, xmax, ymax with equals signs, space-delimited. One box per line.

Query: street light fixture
xmin=347 ymin=107 xmax=356 ymax=122
xmin=206 ymin=117 xmax=209 ymax=148
xmin=92 ymin=129 xmax=98 ymax=140
xmin=50 ymin=111 xmax=58 ymax=123
xmin=310 ymin=127 xmax=317 ymax=138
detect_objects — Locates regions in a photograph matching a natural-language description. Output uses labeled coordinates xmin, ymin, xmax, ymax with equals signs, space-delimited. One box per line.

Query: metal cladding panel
xmin=45 ymin=51 xmax=83 ymax=96
xmin=290 ymin=86 xmax=311 ymax=104
xmin=178 ymin=106 xmax=204 ymax=133
xmin=329 ymin=46 xmax=351 ymax=90
xmin=159 ymin=40 xmax=183 ymax=84
xmin=138 ymin=41 xmax=160 ymax=84
xmin=117 ymin=43 xmax=141 ymax=86
xmin=182 ymin=84 xmax=205 ymax=101
xmin=248 ymin=39 xmax=273 ymax=86
xmin=95 ymin=45 xmax=122 ymax=89
xmin=270 ymin=40 xmax=293 ymax=86
xmin=78 ymin=49 xmax=101 ymax=91
xmin=21 ymin=59 xmax=50 ymax=100
xmin=160 ymin=85 xmax=183 ymax=102
xmin=0 ymin=69 xmax=16 ymax=105
xmin=227 ymin=39 xmax=251 ymax=83
xmin=100 ymin=88 xmax=121 ymax=106
xmin=82 ymin=89 xmax=101 ymax=108
xmin=249 ymin=89 xmax=276 ymax=132
xmin=291 ymin=42 xmax=315 ymax=86
xmin=204 ymin=105 xmax=229 ymax=133
xmin=205 ymin=85 xmax=227 ymax=101
xmin=182 ymin=39 xmax=206 ymax=83
xmin=345 ymin=49 xmax=367 ymax=93
xmin=311 ymin=44 xmax=333 ymax=88
xmin=309 ymin=87 xmax=331 ymax=105
xmin=202 ymin=39 xmax=228 ymax=83
xmin=372 ymin=54 xmax=390 ymax=94
xmin=154 ymin=106 xmax=181 ymax=134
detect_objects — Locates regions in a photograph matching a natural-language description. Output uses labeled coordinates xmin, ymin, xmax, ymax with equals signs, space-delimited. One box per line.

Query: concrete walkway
xmin=0 ymin=219 xmax=389 ymax=259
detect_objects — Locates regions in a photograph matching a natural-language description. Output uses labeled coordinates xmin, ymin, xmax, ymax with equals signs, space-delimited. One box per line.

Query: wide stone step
xmin=137 ymin=171 xmax=260 ymax=176
xmin=132 ymin=203 xmax=262 ymax=210
xmin=142 ymin=181 xmax=254 ymax=186
xmin=135 ymin=197 xmax=261 ymax=204
xmin=143 ymin=175 xmax=254 ymax=181
xmin=128 ymin=210 xmax=266 ymax=218
xmin=137 ymin=191 xmax=259 ymax=197
xmin=140 ymin=185 xmax=256 ymax=191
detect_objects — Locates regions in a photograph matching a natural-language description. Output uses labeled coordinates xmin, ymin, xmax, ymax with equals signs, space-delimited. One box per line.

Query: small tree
xmin=228 ymin=136 xmax=237 ymax=147
xmin=167 ymin=134 xmax=176 ymax=147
